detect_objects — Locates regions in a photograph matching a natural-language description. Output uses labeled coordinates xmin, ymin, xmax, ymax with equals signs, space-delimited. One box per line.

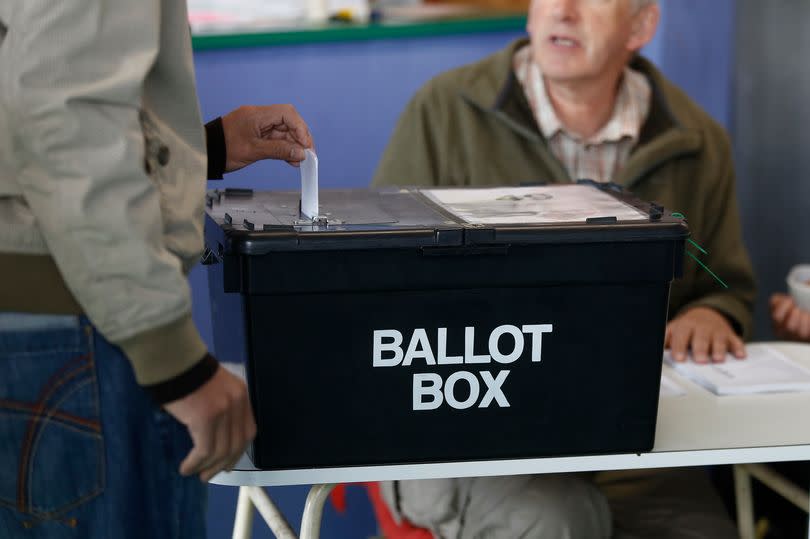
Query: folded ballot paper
xmin=664 ymin=344 xmax=810 ymax=396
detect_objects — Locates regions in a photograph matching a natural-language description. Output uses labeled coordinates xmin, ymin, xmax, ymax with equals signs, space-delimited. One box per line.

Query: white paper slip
xmin=421 ymin=185 xmax=647 ymax=225
xmin=663 ymin=344 xmax=810 ymax=396
xmin=660 ymin=373 xmax=686 ymax=397
xmin=300 ymin=149 xmax=319 ymax=220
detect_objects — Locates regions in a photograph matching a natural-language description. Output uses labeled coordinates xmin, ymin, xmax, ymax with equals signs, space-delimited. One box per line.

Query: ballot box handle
xmin=420 ymin=245 xmax=510 ymax=257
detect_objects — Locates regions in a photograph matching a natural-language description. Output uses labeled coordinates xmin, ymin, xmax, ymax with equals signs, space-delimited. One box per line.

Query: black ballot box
xmin=203 ymin=182 xmax=688 ymax=470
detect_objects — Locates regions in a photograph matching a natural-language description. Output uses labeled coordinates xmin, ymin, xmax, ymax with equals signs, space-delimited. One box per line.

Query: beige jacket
xmin=0 ymin=0 xmax=208 ymax=385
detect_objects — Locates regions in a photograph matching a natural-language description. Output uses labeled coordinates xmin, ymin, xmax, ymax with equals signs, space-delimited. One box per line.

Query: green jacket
xmin=373 ymin=38 xmax=756 ymax=337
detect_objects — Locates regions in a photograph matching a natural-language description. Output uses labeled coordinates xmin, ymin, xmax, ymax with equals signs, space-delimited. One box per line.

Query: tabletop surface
xmin=212 ymin=342 xmax=810 ymax=487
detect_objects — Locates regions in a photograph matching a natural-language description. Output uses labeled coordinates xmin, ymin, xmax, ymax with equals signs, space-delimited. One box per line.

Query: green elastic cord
xmin=688 ymin=238 xmax=708 ymax=255
xmin=686 ymin=250 xmax=729 ymax=289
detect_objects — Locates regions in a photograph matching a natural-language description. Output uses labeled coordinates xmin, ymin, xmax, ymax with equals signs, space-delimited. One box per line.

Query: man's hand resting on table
xmin=164 ymin=364 xmax=257 ymax=482
xmin=771 ymin=293 xmax=810 ymax=342
xmin=222 ymin=104 xmax=314 ymax=172
xmin=665 ymin=306 xmax=746 ymax=363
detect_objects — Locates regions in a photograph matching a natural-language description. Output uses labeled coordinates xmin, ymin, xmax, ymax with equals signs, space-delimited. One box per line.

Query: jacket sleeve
xmin=5 ymin=1 xmax=208 ymax=387
xmin=205 ymin=117 xmax=226 ymax=180
xmin=677 ymin=131 xmax=757 ymax=339
xmin=372 ymin=83 xmax=447 ymax=188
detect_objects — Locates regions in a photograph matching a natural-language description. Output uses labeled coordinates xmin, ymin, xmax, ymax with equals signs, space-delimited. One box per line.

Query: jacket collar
xmin=459 ymin=38 xmax=703 ymax=188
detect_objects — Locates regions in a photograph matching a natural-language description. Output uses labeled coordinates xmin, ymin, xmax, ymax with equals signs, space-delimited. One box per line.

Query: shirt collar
xmin=513 ymin=44 xmax=651 ymax=145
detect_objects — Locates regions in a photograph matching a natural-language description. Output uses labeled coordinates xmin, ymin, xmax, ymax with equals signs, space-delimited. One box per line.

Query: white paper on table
xmin=660 ymin=373 xmax=686 ymax=398
xmin=663 ymin=344 xmax=810 ymax=396
xmin=300 ymin=149 xmax=319 ymax=219
xmin=421 ymin=185 xmax=647 ymax=225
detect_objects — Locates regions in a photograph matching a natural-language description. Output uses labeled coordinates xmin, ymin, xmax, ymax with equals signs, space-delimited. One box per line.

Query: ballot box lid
xmin=204 ymin=182 xmax=688 ymax=255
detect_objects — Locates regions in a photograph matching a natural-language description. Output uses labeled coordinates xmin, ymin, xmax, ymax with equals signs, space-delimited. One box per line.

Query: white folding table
xmin=213 ymin=342 xmax=810 ymax=539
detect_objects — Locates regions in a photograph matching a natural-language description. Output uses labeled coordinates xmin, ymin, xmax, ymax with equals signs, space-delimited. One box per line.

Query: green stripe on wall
xmin=192 ymin=15 xmax=527 ymax=51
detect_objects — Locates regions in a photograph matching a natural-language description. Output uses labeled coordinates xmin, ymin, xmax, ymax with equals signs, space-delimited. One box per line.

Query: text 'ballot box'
xmin=204 ymin=183 xmax=687 ymax=470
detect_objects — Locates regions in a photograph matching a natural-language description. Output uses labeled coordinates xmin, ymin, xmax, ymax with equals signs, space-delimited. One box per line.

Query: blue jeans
xmin=0 ymin=313 xmax=207 ymax=538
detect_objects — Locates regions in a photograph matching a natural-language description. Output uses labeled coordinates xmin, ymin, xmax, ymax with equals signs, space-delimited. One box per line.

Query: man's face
xmin=528 ymin=0 xmax=652 ymax=84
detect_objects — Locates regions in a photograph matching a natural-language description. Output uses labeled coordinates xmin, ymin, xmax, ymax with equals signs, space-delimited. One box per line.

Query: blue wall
xmin=192 ymin=1 xmax=736 ymax=535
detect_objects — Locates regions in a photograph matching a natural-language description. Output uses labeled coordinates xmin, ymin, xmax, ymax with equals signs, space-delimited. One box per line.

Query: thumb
xmin=255 ymin=140 xmax=305 ymax=163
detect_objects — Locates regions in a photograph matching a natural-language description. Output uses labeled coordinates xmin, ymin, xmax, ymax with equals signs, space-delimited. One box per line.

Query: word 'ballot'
xmin=373 ymin=324 xmax=553 ymax=411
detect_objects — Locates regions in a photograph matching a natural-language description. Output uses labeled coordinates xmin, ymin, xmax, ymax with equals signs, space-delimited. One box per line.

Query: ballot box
xmin=203 ymin=182 xmax=688 ymax=470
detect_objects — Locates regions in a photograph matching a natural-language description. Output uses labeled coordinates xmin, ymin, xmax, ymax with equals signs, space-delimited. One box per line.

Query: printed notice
xmin=422 ymin=185 xmax=647 ymax=224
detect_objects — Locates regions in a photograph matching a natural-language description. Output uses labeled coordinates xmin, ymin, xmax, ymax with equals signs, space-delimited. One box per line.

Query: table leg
xmin=233 ymin=487 xmax=255 ymax=539
xmin=299 ymin=484 xmax=337 ymax=539
xmin=743 ymin=463 xmax=810 ymax=512
xmin=246 ymin=486 xmax=297 ymax=539
xmin=734 ymin=464 xmax=756 ymax=539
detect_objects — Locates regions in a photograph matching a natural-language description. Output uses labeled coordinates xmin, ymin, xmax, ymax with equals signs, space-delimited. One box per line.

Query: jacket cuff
xmin=143 ymin=354 xmax=219 ymax=405
xmin=117 ymin=313 xmax=209 ymax=386
xmin=677 ymin=295 xmax=753 ymax=341
xmin=205 ymin=117 xmax=226 ymax=179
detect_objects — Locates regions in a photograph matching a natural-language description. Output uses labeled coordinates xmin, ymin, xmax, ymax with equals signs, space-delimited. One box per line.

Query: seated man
xmin=373 ymin=0 xmax=756 ymax=537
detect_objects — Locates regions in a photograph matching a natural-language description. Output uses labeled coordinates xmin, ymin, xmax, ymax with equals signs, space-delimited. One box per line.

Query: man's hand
xmin=665 ymin=306 xmax=746 ymax=363
xmin=222 ymin=104 xmax=313 ymax=172
xmin=163 ymin=365 xmax=257 ymax=482
xmin=771 ymin=293 xmax=810 ymax=342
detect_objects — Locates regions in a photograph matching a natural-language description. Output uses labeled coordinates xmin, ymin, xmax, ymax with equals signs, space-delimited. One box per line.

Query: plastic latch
xmin=224 ymin=188 xmax=253 ymax=198
xmin=223 ymin=212 xmax=233 ymax=224
xmin=586 ymin=216 xmax=618 ymax=224
xmin=649 ymin=203 xmax=664 ymax=221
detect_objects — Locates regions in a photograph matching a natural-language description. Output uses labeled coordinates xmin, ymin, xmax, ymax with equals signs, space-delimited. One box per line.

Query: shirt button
xmin=157 ymin=145 xmax=171 ymax=166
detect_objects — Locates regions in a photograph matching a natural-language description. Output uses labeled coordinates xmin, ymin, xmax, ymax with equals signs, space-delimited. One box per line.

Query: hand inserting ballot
xmin=222 ymin=104 xmax=314 ymax=172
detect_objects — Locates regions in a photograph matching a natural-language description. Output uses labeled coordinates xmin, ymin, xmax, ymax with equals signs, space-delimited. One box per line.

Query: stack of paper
xmin=660 ymin=373 xmax=686 ymax=398
xmin=663 ymin=344 xmax=810 ymax=396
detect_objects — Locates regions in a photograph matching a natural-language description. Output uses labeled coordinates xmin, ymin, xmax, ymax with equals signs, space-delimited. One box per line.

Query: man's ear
xmin=627 ymin=4 xmax=660 ymax=52
xmin=526 ymin=0 xmax=537 ymax=34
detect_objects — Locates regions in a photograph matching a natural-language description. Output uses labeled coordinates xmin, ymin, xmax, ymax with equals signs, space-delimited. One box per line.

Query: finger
xmin=730 ymin=334 xmax=746 ymax=359
xmin=799 ymin=312 xmax=810 ymax=340
xmin=787 ymin=308 xmax=803 ymax=333
xmin=710 ymin=333 xmax=728 ymax=363
xmin=199 ymin=414 xmax=234 ymax=482
xmin=256 ymin=140 xmax=305 ymax=163
xmin=244 ymin=391 xmax=257 ymax=442
xmin=227 ymin=390 xmax=246 ymax=469
xmin=669 ymin=323 xmax=692 ymax=362
xmin=772 ymin=296 xmax=795 ymax=323
xmin=770 ymin=293 xmax=789 ymax=310
xmin=180 ymin=422 xmax=217 ymax=476
xmin=278 ymin=105 xmax=312 ymax=148
xmin=690 ymin=329 xmax=711 ymax=364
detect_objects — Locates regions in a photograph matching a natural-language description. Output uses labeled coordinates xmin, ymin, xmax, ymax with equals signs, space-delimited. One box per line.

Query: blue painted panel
xmin=194 ymin=31 xmax=528 ymax=191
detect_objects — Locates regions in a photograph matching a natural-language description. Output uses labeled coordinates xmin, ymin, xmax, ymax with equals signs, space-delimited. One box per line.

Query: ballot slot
xmin=204 ymin=183 xmax=689 ymax=470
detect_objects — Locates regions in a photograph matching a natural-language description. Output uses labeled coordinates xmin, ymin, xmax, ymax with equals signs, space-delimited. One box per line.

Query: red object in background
xmin=330 ymin=483 xmax=433 ymax=539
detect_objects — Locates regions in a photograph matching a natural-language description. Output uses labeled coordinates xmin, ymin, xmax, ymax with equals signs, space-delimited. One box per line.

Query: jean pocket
xmin=0 ymin=323 xmax=104 ymax=521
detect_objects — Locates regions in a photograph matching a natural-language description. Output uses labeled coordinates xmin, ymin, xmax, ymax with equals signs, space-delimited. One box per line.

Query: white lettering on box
xmin=376 ymin=324 xmax=554 ymax=411
xmin=373 ymin=330 xmax=403 ymax=367
xmin=413 ymin=373 xmax=443 ymax=410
